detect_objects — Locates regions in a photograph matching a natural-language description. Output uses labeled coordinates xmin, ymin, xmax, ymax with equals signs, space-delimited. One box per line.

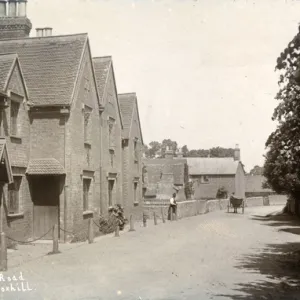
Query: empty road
xmin=2 ymin=204 xmax=300 ymax=300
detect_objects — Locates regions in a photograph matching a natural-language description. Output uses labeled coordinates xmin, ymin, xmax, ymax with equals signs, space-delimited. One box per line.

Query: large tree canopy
xmin=143 ymin=140 xmax=234 ymax=159
xmin=249 ymin=165 xmax=264 ymax=176
xmin=263 ymin=25 xmax=300 ymax=197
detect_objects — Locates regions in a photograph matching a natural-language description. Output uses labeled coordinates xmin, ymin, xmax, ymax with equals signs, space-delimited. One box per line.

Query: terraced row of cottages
xmin=0 ymin=1 xmax=144 ymax=242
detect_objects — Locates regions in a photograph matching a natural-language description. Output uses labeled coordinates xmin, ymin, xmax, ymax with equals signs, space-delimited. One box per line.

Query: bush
xmin=97 ymin=204 xmax=127 ymax=234
xmin=216 ymin=186 xmax=228 ymax=199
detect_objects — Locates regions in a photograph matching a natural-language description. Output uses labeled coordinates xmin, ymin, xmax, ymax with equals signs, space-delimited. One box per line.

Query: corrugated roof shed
xmin=185 ymin=157 xmax=239 ymax=175
xmin=0 ymin=33 xmax=88 ymax=106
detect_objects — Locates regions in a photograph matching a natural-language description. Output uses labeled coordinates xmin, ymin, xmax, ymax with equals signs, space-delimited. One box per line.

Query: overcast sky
xmin=28 ymin=0 xmax=300 ymax=172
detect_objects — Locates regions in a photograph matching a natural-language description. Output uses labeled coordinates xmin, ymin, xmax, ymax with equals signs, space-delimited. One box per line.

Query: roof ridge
xmin=0 ymin=33 xmax=88 ymax=42
xmin=93 ymin=56 xmax=112 ymax=60
xmin=118 ymin=92 xmax=136 ymax=96
xmin=0 ymin=53 xmax=18 ymax=57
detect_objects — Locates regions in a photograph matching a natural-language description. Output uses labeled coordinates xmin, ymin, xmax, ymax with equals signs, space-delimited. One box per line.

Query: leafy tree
xmin=263 ymin=24 xmax=300 ymax=213
xmin=181 ymin=145 xmax=189 ymax=157
xmin=210 ymin=147 xmax=234 ymax=158
xmin=161 ymin=139 xmax=178 ymax=157
xmin=143 ymin=140 xmax=236 ymax=159
xmin=216 ymin=186 xmax=228 ymax=199
xmin=147 ymin=141 xmax=162 ymax=158
xmin=249 ymin=165 xmax=264 ymax=176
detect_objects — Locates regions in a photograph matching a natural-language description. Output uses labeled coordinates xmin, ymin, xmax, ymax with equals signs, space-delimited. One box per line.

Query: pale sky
xmin=28 ymin=0 xmax=300 ymax=172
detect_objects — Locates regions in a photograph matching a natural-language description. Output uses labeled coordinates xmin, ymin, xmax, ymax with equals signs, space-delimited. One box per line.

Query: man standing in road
xmin=168 ymin=193 xmax=177 ymax=220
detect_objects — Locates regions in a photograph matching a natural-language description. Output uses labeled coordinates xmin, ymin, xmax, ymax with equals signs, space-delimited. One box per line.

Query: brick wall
xmin=1 ymin=61 xmax=32 ymax=242
xmin=144 ymin=199 xmax=229 ymax=221
xmin=100 ymin=65 xmax=123 ymax=216
xmin=191 ymin=175 xmax=236 ymax=199
xmin=122 ymin=103 xmax=143 ymax=220
xmin=66 ymin=45 xmax=101 ymax=237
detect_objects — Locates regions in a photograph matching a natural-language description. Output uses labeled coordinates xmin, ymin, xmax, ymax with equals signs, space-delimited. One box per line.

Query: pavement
xmin=1 ymin=204 xmax=300 ymax=300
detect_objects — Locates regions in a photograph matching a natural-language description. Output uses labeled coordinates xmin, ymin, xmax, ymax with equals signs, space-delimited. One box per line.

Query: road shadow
xmin=216 ymin=212 xmax=300 ymax=299
xmin=216 ymin=242 xmax=300 ymax=299
xmin=250 ymin=214 xmax=300 ymax=228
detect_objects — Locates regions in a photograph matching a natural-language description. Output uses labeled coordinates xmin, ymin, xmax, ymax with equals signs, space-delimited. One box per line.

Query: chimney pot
xmin=44 ymin=27 xmax=52 ymax=36
xmin=36 ymin=28 xmax=44 ymax=37
xmin=18 ymin=0 xmax=27 ymax=17
xmin=0 ymin=1 xmax=7 ymax=17
xmin=234 ymin=144 xmax=241 ymax=161
xmin=8 ymin=0 xmax=17 ymax=17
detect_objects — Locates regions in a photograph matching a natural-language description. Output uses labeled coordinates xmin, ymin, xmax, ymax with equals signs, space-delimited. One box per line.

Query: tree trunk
xmin=290 ymin=192 xmax=300 ymax=217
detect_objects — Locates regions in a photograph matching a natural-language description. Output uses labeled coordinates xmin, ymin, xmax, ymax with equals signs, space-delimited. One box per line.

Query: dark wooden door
xmin=32 ymin=176 xmax=59 ymax=240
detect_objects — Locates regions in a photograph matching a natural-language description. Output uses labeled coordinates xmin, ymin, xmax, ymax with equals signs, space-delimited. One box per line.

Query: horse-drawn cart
xmin=227 ymin=195 xmax=245 ymax=214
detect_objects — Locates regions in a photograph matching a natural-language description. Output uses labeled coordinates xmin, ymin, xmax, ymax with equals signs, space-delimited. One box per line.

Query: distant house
xmin=184 ymin=145 xmax=245 ymax=199
xmin=143 ymin=148 xmax=189 ymax=201
xmin=245 ymin=175 xmax=274 ymax=197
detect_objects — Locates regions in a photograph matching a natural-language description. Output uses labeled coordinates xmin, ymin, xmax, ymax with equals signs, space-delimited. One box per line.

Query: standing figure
xmin=168 ymin=193 xmax=177 ymax=220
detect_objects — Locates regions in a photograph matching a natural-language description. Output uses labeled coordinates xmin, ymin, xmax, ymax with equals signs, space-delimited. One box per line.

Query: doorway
xmin=31 ymin=176 xmax=60 ymax=239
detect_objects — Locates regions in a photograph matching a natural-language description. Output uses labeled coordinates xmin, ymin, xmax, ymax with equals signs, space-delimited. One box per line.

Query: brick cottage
xmin=0 ymin=0 xmax=144 ymax=242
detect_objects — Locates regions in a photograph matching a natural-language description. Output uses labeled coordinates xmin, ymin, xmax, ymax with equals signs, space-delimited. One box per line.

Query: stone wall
xmin=144 ymin=199 xmax=229 ymax=220
xmin=144 ymin=195 xmax=286 ymax=222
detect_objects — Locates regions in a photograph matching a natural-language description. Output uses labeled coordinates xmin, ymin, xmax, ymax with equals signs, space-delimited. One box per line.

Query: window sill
xmin=83 ymin=210 xmax=94 ymax=216
xmin=7 ymin=212 xmax=24 ymax=219
xmin=10 ymin=135 xmax=22 ymax=142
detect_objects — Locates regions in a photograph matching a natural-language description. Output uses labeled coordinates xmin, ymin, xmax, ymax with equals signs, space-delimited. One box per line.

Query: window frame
xmin=10 ymin=99 xmax=20 ymax=137
xmin=108 ymin=117 xmax=115 ymax=150
xmin=109 ymin=149 xmax=114 ymax=168
xmin=83 ymin=177 xmax=92 ymax=212
xmin=200 ymin=175 xmax=210 ymax=184
xmin=7 ymin=175 xmax=22 ymax=215
xmin=83 ymin=105 xmax=93 ymax=144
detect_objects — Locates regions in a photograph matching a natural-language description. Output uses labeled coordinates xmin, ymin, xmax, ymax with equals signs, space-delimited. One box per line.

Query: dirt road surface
xmin=2 ymin=205 xmax=300 ymax=300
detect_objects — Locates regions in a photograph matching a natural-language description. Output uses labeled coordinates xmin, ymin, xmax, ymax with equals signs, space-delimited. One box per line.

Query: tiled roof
xmin=26 ymin=158 xmax=65 ymax=175
xmin=0 ymin=34 xmax=87 ymax=106
xmin=0 ymin=137 xmax=13 ymax=183
xmin=93 ymin=56 xmax=111 ymax=103
xmin=118 ymin=93 xmax=135 ymax=138
xmin=245 ymin=175 xmax=272 ymax=193
xmin=119 ymin=93 xmax=143 ymax=144
xmin=0 ymin=138 xmax=6 ymax=157
xmin=185 ymin=157 xmax=239 ymax=175
xmin=0 ymin=53 xmax=17 ymax=92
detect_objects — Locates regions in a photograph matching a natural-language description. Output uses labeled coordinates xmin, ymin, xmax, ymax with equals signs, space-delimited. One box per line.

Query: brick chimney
xmin=234 ymin=144 xmax=240 ymax=161
xmin=0 ymin=0 xmax=32 ymax=40
xmin=164 ymin=146 xmax=174 ymax=159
